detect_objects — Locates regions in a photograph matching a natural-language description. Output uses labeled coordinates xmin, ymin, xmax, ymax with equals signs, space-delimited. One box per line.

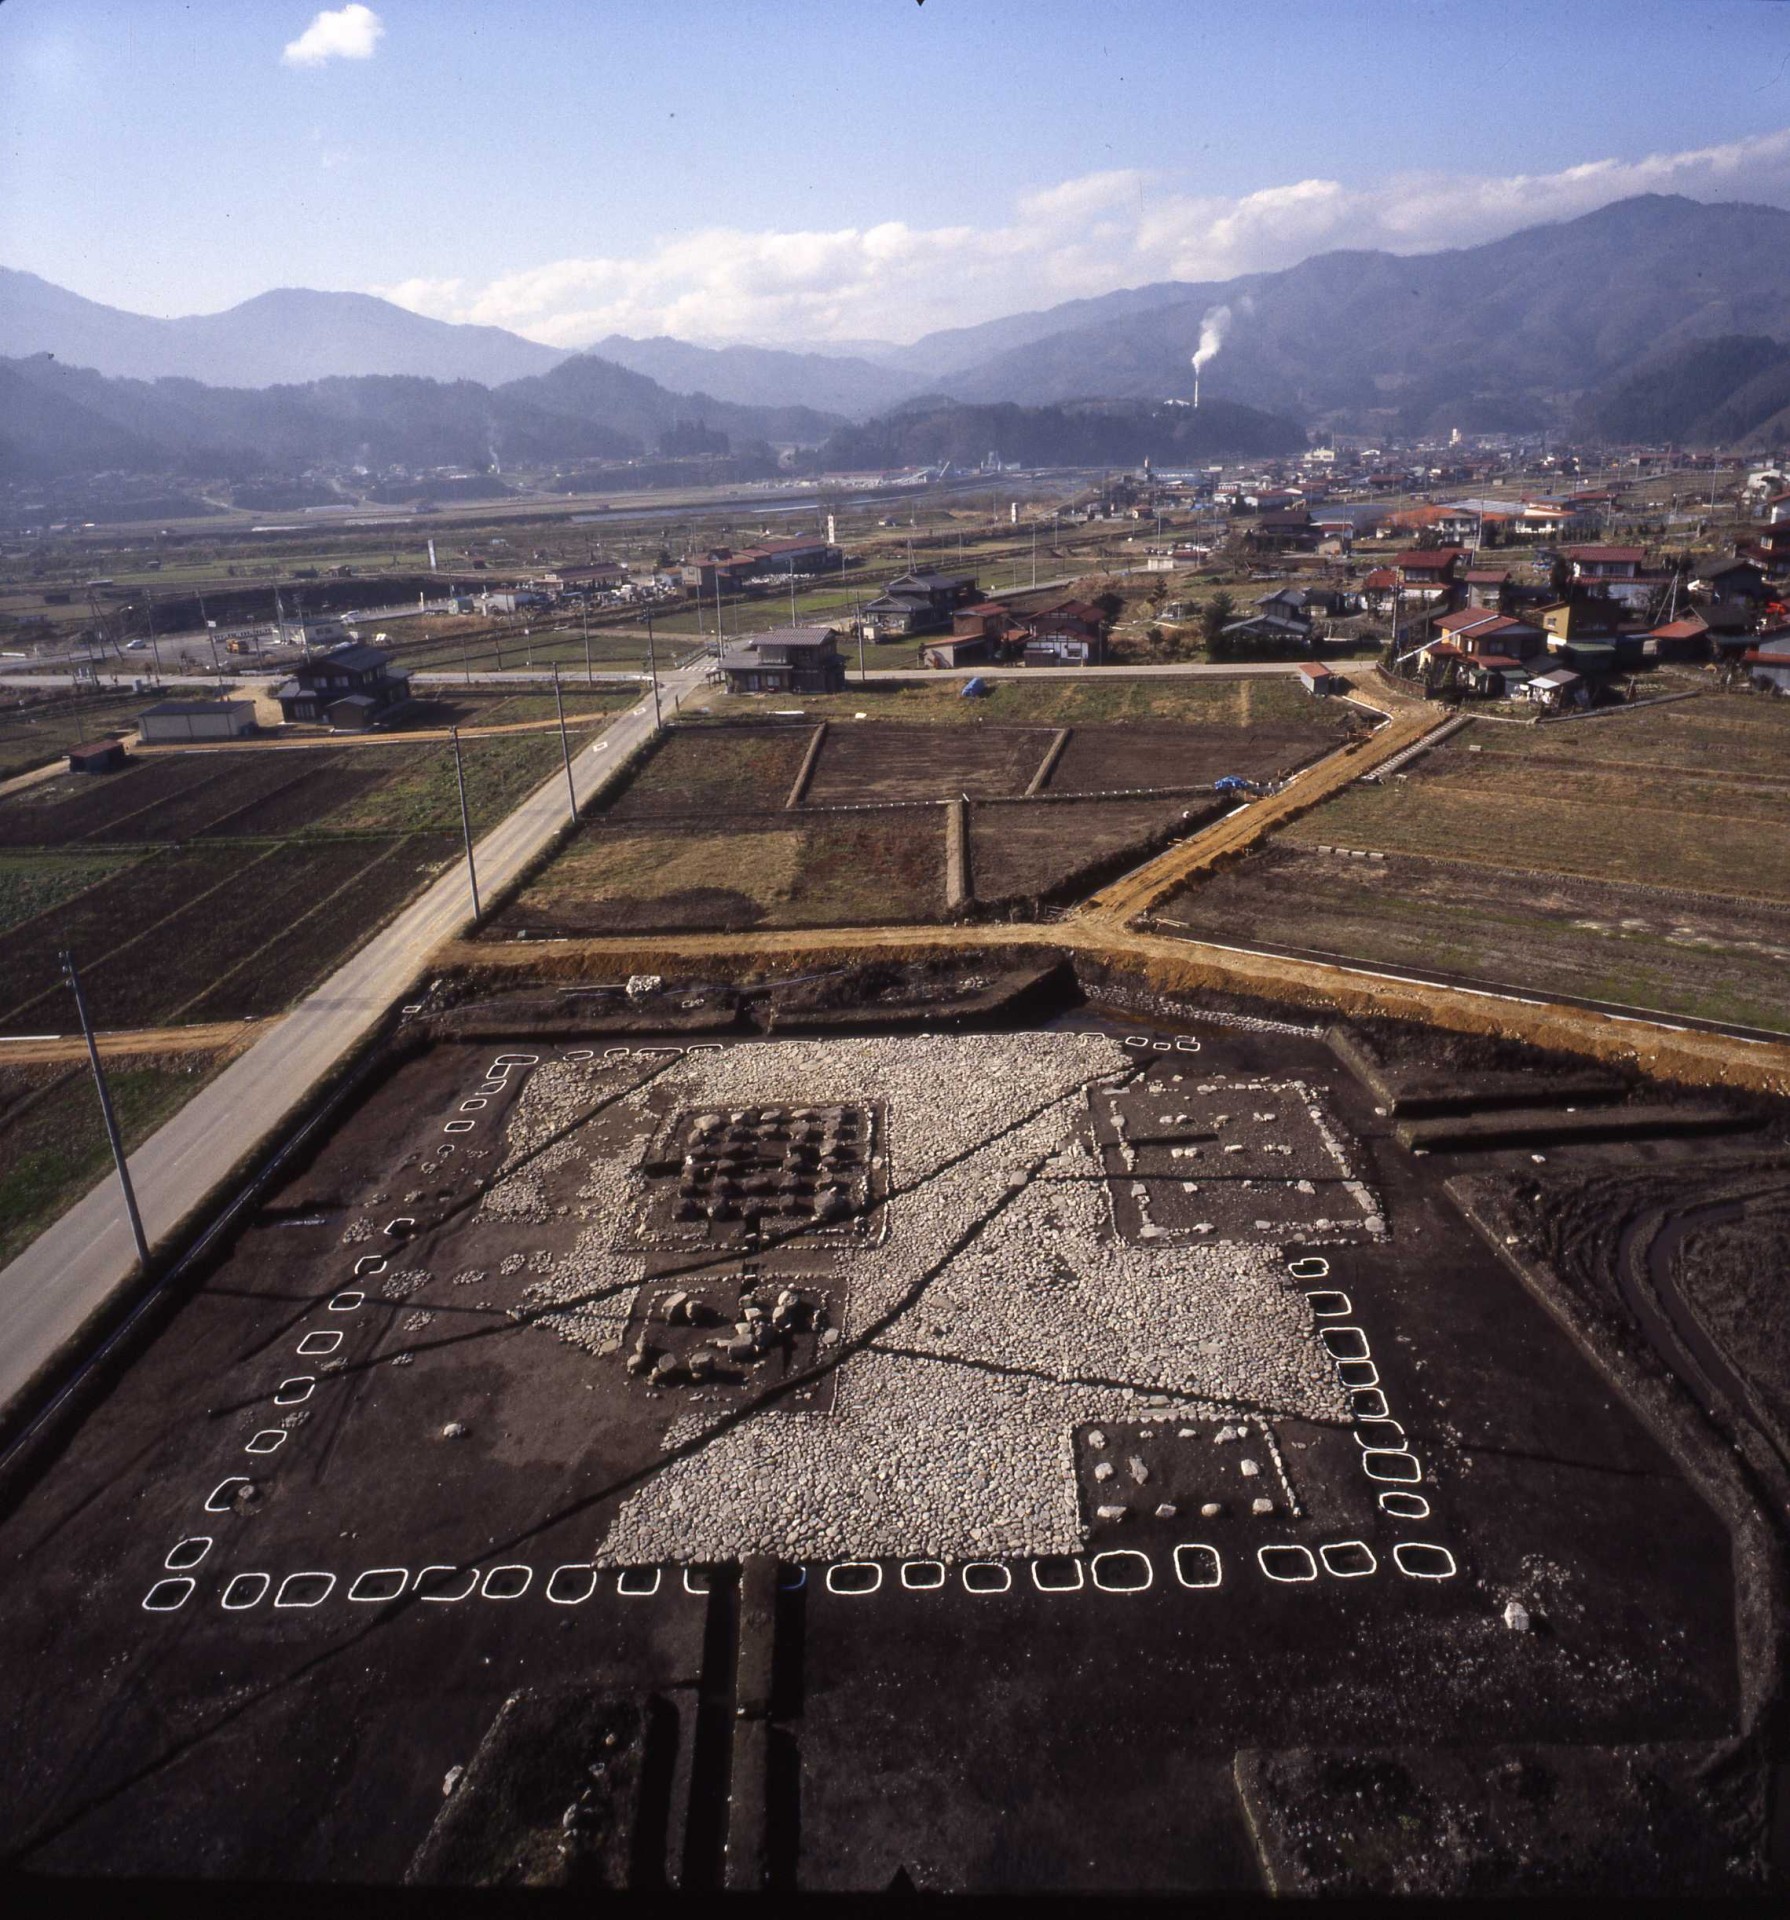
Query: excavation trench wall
xmin=440 ymin=924 xmax=1790 ymax=1099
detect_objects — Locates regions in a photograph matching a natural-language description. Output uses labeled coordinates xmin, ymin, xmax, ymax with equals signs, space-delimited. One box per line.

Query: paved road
xmin=0 ymin=657 xmax=710 ymax=1424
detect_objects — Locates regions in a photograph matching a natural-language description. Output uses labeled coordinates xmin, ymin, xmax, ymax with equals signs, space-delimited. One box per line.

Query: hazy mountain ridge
xmin=816 ymin=396 xmax=1304 ymax=469
xmin=1574 ymin=334 xmax=1790 ymax=447
xmin=7 ymin=194 xmax=1790 ymax=472
xmin=930 ymin=197 xmax=1790 ymax=434
xmin=0 ymin=352 xmax=842 ymax=483
xmin=0 ymin=269 xmax=572 ymax=389
xmin=586 ymin=335 xmax=926 ymax=419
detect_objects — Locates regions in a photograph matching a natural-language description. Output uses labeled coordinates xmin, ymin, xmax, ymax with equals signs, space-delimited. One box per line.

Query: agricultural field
xmin=0 ymin=691 xmax=149 ymax=782
xmin=704 ymin=671 xmax=1364 ymax=731
xmin=492 ymin=811 xmax=944 ymax=935
xmin=1157 ymin=693 xmax=1790 ymax=1033
xmin=0 ymin=726 xmax=603 ymax=1035
xmin=488 ymin=693 xmax=1354 ymax=934
xmin=0 ymin=1051 xmax=225 ymax=1268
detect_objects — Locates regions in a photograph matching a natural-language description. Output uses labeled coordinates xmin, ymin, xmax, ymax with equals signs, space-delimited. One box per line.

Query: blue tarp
xmin=960 ymin=676 xmax=990 ymax=698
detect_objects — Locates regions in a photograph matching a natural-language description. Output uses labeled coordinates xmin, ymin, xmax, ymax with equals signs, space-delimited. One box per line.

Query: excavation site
xmin=0 ymin=959 xmax=1783 ymax=1895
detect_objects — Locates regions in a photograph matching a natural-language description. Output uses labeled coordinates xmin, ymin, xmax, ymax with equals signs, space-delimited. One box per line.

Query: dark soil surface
xmin=603 ymin=726 xmax=812 ymax=820
xmin=0 ymin=833 xmax=458 ymax=1033
xmin=802 ymin=723 xmax=1049 ymax=805
xmin=1047 ymin=722 xmax=1322 ymax=795
xmin=0 ymin=732 xmax=545 ymax=1033
xmin=0 ymin=1017 xmax=1755 ymax=1892
xmin=491 ymin=810 xmax=944 ymax=937
xmin=971 ymin=797 xmax=1199 ymax=908
xmin=1674 ymin=1195 xmax=1790 ymax=1446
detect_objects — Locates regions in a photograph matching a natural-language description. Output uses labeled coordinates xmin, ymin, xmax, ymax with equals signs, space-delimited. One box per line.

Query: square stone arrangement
xmin=632 ymin=1103 xmax=885 ymax=1249
xmin=1092 ymin=1070 xmax=1385 ymax=1245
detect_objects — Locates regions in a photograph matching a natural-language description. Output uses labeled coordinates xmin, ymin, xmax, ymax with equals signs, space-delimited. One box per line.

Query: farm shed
xmin=66 ymin=737 xmax=128 ymax=773
xmin=1519 ymin=667 xmax=1584 ymax=711
xmin=1296 ymin=661 xmax=1339 ymax=697
xmin=1744 ymin=632 xmax=1790 ymax=694
xmin=921 ymin=634 xmax=993 ymax=670
xmin=137 ymin=699 xmax=257 ymax=744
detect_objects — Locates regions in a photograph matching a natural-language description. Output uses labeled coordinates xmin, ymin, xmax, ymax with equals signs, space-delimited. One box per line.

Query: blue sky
xmin=5 ymin=0 xmax=1790 ymax=344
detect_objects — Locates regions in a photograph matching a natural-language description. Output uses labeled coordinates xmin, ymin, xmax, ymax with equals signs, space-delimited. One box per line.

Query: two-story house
xmin=719 ymin=625 xmax=848 ymax=696
xmin=273 ymin=644 xmax=411 ymax=730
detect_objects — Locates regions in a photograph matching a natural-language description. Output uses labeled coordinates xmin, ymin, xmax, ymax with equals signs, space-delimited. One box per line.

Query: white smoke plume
xmin=1190 ymin=303 xmax=1232 ymax=407
xmin=1191 ymin=303 xmax=1232 ymax=373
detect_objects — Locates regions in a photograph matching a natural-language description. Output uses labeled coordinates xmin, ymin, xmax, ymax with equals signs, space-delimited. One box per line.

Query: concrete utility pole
xmin=552 ymin=665 xmax=578 ymax=823
xmin=449 ymin=726 xmax=481 ymax=920
xmin=645 ymin=610 xmax=663 ymax=731
xmin=581 ymin=599 xmax=593 ymax=687
xmin=62 ymin=949 xmax=151 ymax=1274
xmin=144 ymin=591 xmax=164 ymax=679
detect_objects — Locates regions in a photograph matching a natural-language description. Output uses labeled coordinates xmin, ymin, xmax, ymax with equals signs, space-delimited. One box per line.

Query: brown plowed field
xmin=1046 ymin=722 xmax=1328 ymax=794
xmin=971 ymin=797 xmax=1208 ymax=907
xmin=1156 ymin=844 xmax=1790 ymax=1036
xmin=19 ymin=841 xmax=398 ymax=1030
xmin=0 ymin=846 xmax=252 ymax=1030
xmin=181 ymin=831 xmax=459 ymax=1021
xmin=492 ymin=808 xmax=944 ymax=937
xmin=603 ymin=724 xmax=812 ymax=819
xmin=802 ymin=722 xmax=1051 ymax=804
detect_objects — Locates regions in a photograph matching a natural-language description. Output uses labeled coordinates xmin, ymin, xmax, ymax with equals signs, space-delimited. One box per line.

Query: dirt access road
xmin=0 ymin=659 xmax=709 ymax=1426
xmin=0 ymin=1021 xmax=276 ymax=1066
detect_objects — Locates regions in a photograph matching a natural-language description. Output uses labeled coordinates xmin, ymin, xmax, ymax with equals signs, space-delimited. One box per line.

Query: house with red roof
xmin=1393 ymin=548 xmax=1464 ymax=605
xmin=1430 ymin=608 xmax=1546 ymax=661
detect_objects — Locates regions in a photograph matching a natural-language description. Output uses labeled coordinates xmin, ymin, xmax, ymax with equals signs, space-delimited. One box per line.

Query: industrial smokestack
xmin=1190 ymin=303 xmax=1232 ymax=408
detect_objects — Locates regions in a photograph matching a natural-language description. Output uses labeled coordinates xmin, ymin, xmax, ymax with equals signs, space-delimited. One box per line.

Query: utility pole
xmin=62 ymin=949 xmax=151 ymax=1274
xmin=145 ymin=591 xmax=164 ymax=679
xmin=857 ymin=595 xmax=867 ymax=683
xmin=449 ymin=727 xmax=481 ymax=920
xmin=551 ymin=665 xmax=578 ymax=822
xmin=645 ymin=610 xmax=662 ymax=730
xmin=581 ymin=599 xmax=593 ymax=687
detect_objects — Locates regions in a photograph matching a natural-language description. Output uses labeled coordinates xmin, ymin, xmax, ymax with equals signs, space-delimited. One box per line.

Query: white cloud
xmin=372 ymin=126 xmax=1790 ymax=348
xmin=282 ymin=5 xmax=384 ymax=69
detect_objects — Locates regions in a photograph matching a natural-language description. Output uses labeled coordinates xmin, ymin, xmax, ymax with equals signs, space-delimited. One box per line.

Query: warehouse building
xmin=136 ymin=699 xmax=257 ymax=744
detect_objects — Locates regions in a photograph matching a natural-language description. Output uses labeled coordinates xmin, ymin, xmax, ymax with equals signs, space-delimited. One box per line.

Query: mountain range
xmin=0 ymin=351 xmax=844 ymax=484
xmin=6 ymin=194 xmax=1790 ymax=477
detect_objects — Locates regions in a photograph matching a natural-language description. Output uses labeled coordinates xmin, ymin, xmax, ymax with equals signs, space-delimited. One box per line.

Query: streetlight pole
xmin=449 ymin=726 xmax=481 ymax=920
xmin=552 ymin=664 xmax=578 ymax=823
xmin=62 ymin=949 xmax=151 ymax=1274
